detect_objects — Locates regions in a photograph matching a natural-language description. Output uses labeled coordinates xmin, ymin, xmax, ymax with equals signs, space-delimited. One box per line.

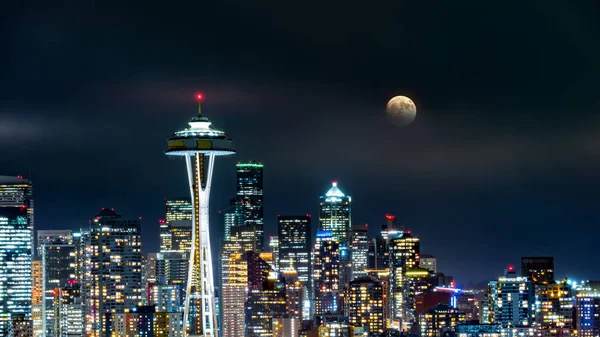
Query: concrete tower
xmin=165 ymin=94 xmax=235 ymax=337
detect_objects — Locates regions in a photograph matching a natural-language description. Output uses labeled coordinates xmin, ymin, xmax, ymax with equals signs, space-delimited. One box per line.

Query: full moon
xmin=386 ymin=95 xmax=417 ymax=128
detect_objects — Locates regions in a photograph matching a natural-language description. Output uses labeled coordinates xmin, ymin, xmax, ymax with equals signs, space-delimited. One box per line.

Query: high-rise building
xmin=236 ymin=161 xmax=264 ymax=251
xmin=31 ymin=257 xmax=43 ymax=337
xmin=487 ymin=267 xmax=534 ymax=327
xmin=313 ymin=230 xmax=342 ymax=315
xmin=536 ymin=279 xmax=573 ymax=337
xmin=8 ymin=315 xmax=33 ymax=337
xmin=37 ymin=230 xmax=72 ymax=256
xmin=350 ymin=224 xmax=369 ymax=280
xmin=53 ymin=281 xmax=83 ymax=337
xmin=420 ymin=254 xmax=437 ymax=273
xmin=269 ymin=236 xmax=280 ymax=271
xmin=319 ymin=182 xmax=351 ymax=244
xmin=278 ymin=215 xmax=311 ymax=285
xmin=220 ymin=244 xmax=246 ymax=337
xmin=165 ymin=199 xmax=193 ymax=223
xmin=148 ymin=284 xmax=182 ymax=313
xmin=0 ymin=175 xmax=33 ymax=337
xmin=222 ymin=197 xmax=244 ymax=243
xmin=419 ymin=304 xmax=466 ymax=337
xmin=41 ymin=239 xmax=76 ymax=337
xmin=388 ymin=231 xmax=420 ymax=329
xmin=81 ymin=208 xmax=143 ymax=337
xmin=368 ymin=237 xmax=388 ymax=271
xmin=245 ymin=252 xmax=287 ymax=337
xmin=346 ymin=277 xmax=385 ymax=336
xmin=272 ymin=316 xmax=300 ymax=337
xmin=155 ymin=251 xmax=188 ymax=294
xmin=575 ymin=281 xmax=600 ymax=337
xmin=521 ymin=257 xmax=554 ymax=286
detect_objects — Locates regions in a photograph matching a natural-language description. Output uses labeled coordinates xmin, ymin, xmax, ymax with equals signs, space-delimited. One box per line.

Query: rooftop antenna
xmin=196 ymin=93 xmax=204 ymax=117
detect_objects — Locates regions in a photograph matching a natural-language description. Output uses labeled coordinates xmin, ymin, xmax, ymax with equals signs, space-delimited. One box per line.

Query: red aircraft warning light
xmin=196 ymin=93 xmax=204 ymax=101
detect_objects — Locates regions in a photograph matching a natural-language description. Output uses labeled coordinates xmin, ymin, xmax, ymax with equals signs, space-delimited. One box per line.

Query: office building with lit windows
xmin=165 ymin=199 xmax=193 ymax=223
xmin=278 ymin=215 xmax=311 ymax=284
xmin=345 ymin=277 xmax=385 ymax=336
xmin=487 ymin=267 xmax=534 ymax=327
xmin=350 ymin=224 xmax=369 ymax=280
xmin=313 ymin=230 xmax=342 ymax=315
xmin=41 ymin=239 xmax=76 ymax=337
xmin=53 ymin=281 xmax=83 ymax=337
xmin=37 ymin=230 xmax=72 ymax=255
xmin=31 ymin=257 xmax=43 ymax=337
xmin=535 ymin=279 xmax=574 ymax=337
xmin=81 ymin=208 xmax=143 ymax=337
xmin=236 ymin=161 xmax=264 ymax=250
xmin=319 ymin=182 xmax=351 ymax=244
xmin=420 ymin=254 xmax=437 ymax=273
xmin=388 ymin=231 xmax=420 ymax=328
xmin=0 ymin=175 xmax=33 ymax=337
xmin=419 ymin=304 xmax=466 ymax=337
xmin=220 ymin=242 xmax=246 ymax=337
xmin=521 ymin=257 xmax=554 ymax=286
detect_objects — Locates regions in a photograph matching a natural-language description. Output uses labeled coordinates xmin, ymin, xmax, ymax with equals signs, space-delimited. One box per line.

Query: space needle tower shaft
xmin=165 ymin=94 xmax=235 ymax=337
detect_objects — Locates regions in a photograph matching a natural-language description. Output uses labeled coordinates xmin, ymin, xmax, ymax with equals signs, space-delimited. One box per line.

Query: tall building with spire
xmin=319 ymin=181 xmax=351 ymax=244
xmin=165 ymin=94 xmax=235 ymax=336
xmin=236 ymin=161 xmax=264 ymax=251
xmin=0 ymin=175 xmax=33 ymax=337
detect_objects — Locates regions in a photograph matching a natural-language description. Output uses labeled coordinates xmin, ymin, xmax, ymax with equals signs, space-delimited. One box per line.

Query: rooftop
xmin=0 ymin=175 xmax=31 ymax=185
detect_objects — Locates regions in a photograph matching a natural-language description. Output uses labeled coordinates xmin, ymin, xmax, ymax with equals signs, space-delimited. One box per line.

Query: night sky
xmin=2 ymin=1 xmax=599 ymax=285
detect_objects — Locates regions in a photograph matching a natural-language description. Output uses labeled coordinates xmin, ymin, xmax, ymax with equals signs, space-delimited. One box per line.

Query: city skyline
xmin=3 ymin=1 xmax=599 ymax=287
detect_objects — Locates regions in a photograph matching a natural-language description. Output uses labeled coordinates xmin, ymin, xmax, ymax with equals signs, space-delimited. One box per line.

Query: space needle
xmin=165 ymin=94 xmax=235 ymax=337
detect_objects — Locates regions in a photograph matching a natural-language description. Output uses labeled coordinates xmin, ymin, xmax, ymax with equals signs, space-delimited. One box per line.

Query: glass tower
xmin=236 ymin=161 xmax=264 ymax=251
xmin=0 ymin=175 xmax=33 ymax=337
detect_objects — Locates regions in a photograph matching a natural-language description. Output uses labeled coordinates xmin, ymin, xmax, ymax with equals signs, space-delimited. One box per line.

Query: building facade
xmin=278 ymin=215 xmax=311 ymax=284
xmin=521 ymin=257 xmax=554 ymax=286
xmin=487 ymin=267 xmax=534 ymax=327
xmin=345 ymin=277 xmax=385 ymax=336
xmin=81 ymin=208 xmax=143 ymax=337
xmin=350 ymin=224 xmax=369 ymax=280
xmin=0 ymin=175 xmax=33 ymax=337
xmin=236 ymin=161 xmax=264 ymax=251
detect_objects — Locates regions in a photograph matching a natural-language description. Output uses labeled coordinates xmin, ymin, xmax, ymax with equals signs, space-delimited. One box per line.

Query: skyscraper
xmin=165 ymin=199 xmax=193 ymax=222
xmin=278 ymin=215 xmax=311 ymax=284
xmin=53 ymin=281 xmax=83 ymax=337
xmin=521 ymin=257 xmax=554 ymax=286
xmin=350 ymin=224 xmax=369 ymax=280
xmin=165 ymin=94 xmax=235 ymax=337
xmin=536 ymin=279 xmax=574 ymax=337
xmin=31 ymin=257 xmax=43 ymax=337
xmin=313 ymin=230 xmax=342 ymax=315
xmin=389 ymin=231 xmax=420 ymax=329
xmin=345 ymin=277 xmax=385 ymax=336
xmin=487 ymin=266 xmax=534 ymax=327
xmin=41 ymin=239 xmax=76 ymax=337
xmin=319 ymin=182 xmax=351 ymax=244
xmin=245 ymin=252 xmax=286 ymax=337
xmin=220 ymin=243 xmax=246 ymax=337
xmin=0 ymin=175 xmax=33 ymax=337
xmin=236 ymin=161 xmax=264 ymax=251
xmin=81 ymin=208 xmax=143 ymax=337
xmin=37 ymin=230 xmax=72 ymax=256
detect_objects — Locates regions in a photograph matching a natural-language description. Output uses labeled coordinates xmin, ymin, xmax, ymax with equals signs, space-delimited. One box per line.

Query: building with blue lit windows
xmin=0 ymin=175 xmax=33 ymax=337
xmin=576 ymin=281 xmax=600 ymax=337
xmin=319 ymin=182 xmax=351 ymax=244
